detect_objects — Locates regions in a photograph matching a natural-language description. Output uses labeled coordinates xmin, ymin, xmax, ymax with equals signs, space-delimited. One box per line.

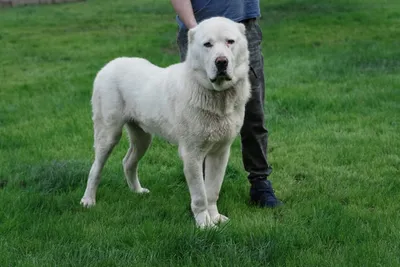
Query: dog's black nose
xmin=215 ymin=56 xmax=228 ymax=71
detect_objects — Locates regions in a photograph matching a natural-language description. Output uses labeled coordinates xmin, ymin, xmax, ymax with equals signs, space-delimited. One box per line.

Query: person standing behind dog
xmin=170 ymin=0 xmax=282 ymax=207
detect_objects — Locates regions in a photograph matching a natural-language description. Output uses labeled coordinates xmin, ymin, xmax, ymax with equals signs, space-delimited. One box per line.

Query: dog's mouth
xmin=210 ymin=72 xmax=232 ymax=83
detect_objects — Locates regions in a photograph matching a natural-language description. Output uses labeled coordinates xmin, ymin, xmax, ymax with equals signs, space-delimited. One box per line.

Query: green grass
xmin=1 ymin=0 xmax=399 ymax=266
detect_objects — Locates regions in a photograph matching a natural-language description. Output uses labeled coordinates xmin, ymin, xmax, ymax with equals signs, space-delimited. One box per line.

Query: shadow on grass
xmin=10 ymin=159 xmax=90 ymax=193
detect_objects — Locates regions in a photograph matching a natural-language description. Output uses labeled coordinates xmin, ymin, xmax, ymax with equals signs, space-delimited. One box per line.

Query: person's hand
xmin=171 ymin=0 xmax=197 ymax=29
xmin=187 ymin=21 xmax=198 ymax=29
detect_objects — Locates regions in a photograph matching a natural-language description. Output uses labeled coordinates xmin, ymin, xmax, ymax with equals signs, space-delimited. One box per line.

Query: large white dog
xmin=80 ymin=17 xmax=251 ymax=228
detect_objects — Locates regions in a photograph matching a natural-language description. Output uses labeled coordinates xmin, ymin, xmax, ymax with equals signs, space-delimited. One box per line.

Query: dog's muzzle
xmin=215 ymin=56 xmax=228 ymax=72
xmin=210 ymin=56 xmax=231 ymax=83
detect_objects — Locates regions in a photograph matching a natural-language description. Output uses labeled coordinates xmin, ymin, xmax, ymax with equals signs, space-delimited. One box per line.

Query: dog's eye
xmin=203 ymin=42 xmax=213 ymax=48
xmin=227 ymin=39 xmax=235 ymax=45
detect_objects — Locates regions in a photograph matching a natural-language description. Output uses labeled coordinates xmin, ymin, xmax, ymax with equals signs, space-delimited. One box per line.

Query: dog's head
xmin=186 ymin=17 xmax=250 ymax=91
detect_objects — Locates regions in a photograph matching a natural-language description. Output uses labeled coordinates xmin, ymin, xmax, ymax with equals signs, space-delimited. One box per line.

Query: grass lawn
xmin=0 ymin=0 xmax=399 ymax=266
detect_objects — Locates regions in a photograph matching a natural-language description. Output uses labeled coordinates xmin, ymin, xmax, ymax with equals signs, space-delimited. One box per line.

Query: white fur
xmin=80 ymin=17 xmax=251 ymax=228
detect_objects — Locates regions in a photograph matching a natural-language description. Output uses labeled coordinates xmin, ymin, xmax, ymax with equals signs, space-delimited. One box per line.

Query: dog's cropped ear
xmin=237 ymin=22 xmax=246 ymax=36
xmin=188 ymin=27 xmax=197 ymax=44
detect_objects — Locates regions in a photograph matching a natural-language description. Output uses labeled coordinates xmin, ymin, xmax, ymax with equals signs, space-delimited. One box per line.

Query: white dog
xmin=80 ymin=17 xmax=251 ymax=228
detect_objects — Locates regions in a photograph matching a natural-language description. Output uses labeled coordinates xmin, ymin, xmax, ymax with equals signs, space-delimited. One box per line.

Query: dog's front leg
xmin=180 ymin=146 xmax=214 ymax=229
xmin=205 ymin=145 xmax=231 ymax=225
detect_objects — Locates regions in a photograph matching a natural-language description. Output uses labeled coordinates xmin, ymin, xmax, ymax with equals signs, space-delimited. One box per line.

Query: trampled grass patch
xmin=1 ymin=0 xmax=399 ymax=266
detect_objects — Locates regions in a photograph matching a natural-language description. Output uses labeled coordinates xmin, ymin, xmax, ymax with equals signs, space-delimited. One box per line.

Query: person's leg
xmin=177 ymin=27 xmax=188 ymax=62
xmin=240 ymin=19 xmax=281 ymax=207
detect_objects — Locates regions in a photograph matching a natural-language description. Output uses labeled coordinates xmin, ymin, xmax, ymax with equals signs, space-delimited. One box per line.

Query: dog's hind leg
xmin=81 ymin=118 xmax=123 ymax=207
xmin=122 ymin=122 xmax=152 ymax=193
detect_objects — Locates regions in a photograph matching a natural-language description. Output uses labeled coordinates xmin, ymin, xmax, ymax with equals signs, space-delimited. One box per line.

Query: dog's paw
xmin=135 ymin=187 xmax=150 ymax=194
xmin=195 ymin=210 xmax=216 ymax=229
xmin=80 ymin=197 xmax=96 ymax=208
xmin=211 ymin=214 xmax=229 ymax=225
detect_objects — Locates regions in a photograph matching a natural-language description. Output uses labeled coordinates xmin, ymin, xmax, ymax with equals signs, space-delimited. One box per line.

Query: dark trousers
xmin=176 ymin=18 xmax=272 ymax=181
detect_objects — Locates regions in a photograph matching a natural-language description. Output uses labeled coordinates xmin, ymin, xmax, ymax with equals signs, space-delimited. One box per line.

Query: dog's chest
xmin=199 ymin=110 xmax=243 ymax=142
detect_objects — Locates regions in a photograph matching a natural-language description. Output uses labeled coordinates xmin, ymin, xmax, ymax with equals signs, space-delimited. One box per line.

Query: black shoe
xmin=250 ymin=179 xmax=283 ymax=208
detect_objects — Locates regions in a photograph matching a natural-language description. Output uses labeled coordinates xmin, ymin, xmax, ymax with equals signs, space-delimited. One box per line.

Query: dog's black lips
xmin=210 ymin=72 xmax=232 ymax=83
